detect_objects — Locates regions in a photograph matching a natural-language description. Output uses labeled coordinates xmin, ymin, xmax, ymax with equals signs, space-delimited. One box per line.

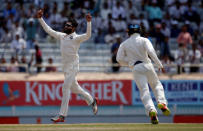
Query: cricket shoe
xmin=91 ymin=97 xmax=98 ymax=115
xmin=51 ymin=115 xmax=65 ymax=123
xmin=149 ymin=110 xmax=159 ymax=124
xmin=158 ymin=103 xmax=171 ymax=116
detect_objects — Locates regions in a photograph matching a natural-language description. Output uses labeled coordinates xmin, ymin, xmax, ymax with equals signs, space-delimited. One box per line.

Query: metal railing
xmin=0 ymin=63 xmax=203 ymax=74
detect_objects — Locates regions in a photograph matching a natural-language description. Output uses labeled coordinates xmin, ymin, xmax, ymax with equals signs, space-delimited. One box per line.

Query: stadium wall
xmin=0 ymin=80 xmax=203 ymax=124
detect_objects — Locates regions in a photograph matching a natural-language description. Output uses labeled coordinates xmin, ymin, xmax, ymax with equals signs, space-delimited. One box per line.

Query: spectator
xmin=3 ymin=2 xmax=16 ymax=19
xmin=18 ymin=56 xmax=27 ymax=72
xmin=45 ymin=58 xmax=56 ymax=72
xmin=160 ymin=36 xmax=173 ymax=61
xmin=28 ymin=53 xmax=34 ymax=74
xmin=161 ymin=22 xmax=171 ymax=37
xmin=15 ymin=2 xmax=25 ymax=22
xmin=112 ymin=1 xmax=126 ymax=19
xmin=179 ymin=0 xmax=188 ymax=4
xmin=6 ymin=13 xmax=15 ymax=30
xmin=140 ymin=22 xmax=147 ymax=37
xmin=111 ymin=35 xmax=121 ymax=72
xmin=197 ymin=0 xmax=203 ymax=22
xmin=50 ymin=6 xmax=62 ymax=31
xmin=42 ymin=3 xmax=50 ymax=15
xmin=184 ymin=21 xmax=194 ymax=36
xmin=170 ymin=20 xmax=180 ymax=38
xmin=0 ymin=0 xmax=202 ymax=74
xmin=26 ymin=4 xmax=36 ymax=18
xmin=94 ymin=28 xmax=105 ymax=44
xmin=176 ymin=43 xmax=186 ymax=74
xmin=197 ymin=22 xmax=203 ymax=37
xmin=92 ymin=12 xmax=102 ymax=33
xmin=7 ymin=56 xmax=18 ymax=72
xmin=199 ymin=39 xmax=203 ymax=57
xmin=25 ymin=18 xmax=37 ymax=49
xmin=137 ymin=13 xmax=149 ymax=31
xmin=60 ymin=11 xmax=68 ymax=30
xmin=193 ymin=29 xmax=200 ymax=44
xmin=104 ymin=24 xmax=116 ymax=45
xmin=127 ymin=13 xmax=139 ymax=25
xmin=10 ymin=33 xmax=26 ymax=55
xmin=166 ymin=0 xmax=175 ymax=7
xmin=154 ymin=24 xmax=165 ymax=51
xmin=39 ymin=13 xmax=51 ymax=39
xmin=177 ymin=25 xmax=193 ymax=49
xmin=52 ymin=1 xmax=58 ymax=12
xmin=0 ymin=56 xmax=7 ymax=72
xmin=126 ymin=0 xmax=139 ymax=20
xmin=103 ymin=13 xmax=114 ymax=32
xmin=76 ymin=12 xmax=86 ymax=34
xmin=0 ymin=27 xmax=12 ymax=44
xmin=189 ymin=44 xmax=201 ymax=72
xmin=145 ymin=1 xmax=163 ymax=23
xmin=168 ymin=1 xmax=185 ymax=21
xmin=162 ymin=12 xmax=171 ymax=28
xmin=100 ymin=2 xmax=111 ymax=20
xmin=12 ymin=21 xmax=24 ymax=39
xmin=60 ymin=2 xmax=71 ymax=18
xmin=113 ymin=15 xmax=127 ymax=33
xmin=83 ymin=0 xmax=94 ymax=10
xmin=183 ymin=1 xmax=200 ymax=25
xmin=34 ymin=45 xmax=43 ymax=73
xmin=161 ymin=55 xmax=172 ymax=73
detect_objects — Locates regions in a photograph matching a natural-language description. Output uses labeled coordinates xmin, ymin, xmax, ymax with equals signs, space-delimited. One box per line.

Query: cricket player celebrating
xmin=116 ymin=25 xmax=170 ymax=124
xmin=37 ymin=9 xmax=98 ymax=122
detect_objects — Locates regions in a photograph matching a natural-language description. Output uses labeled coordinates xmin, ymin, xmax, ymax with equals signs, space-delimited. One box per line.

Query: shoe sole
xmin=94 ymin=98 xmax=98 ymax=115
xmin=157 ymin=104 xmax=171 ymax=116
xmin=149 ymin=111 xmax=159 ymax=124
xmin=50 ymin=119 xmax=64 ymax=123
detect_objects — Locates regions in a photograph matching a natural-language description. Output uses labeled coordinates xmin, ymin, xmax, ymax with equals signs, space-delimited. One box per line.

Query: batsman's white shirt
xmin=116 ymin=33 xmax=163 ymax=69
xmin=38 ymin=18 xmax=93 ymax=116
xmin=117 ymin=33 xmax=167 ymax=115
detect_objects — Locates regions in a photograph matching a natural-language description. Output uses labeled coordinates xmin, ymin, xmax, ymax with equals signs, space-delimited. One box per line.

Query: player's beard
xmin=64 ymin=28 xmax=72 ymax=34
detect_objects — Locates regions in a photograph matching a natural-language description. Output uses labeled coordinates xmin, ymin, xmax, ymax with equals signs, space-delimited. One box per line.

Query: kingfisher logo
xmin=0 ymin=80 xmax=132 ymax=106
xmin=2 ymin=83 xmax=20 ymax=104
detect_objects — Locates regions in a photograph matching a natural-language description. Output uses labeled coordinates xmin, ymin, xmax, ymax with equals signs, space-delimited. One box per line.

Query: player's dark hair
xmin=128 ymin=24 xmax=141 ymax=36
xmin=68 ymin=18 xmax=78 ymax=28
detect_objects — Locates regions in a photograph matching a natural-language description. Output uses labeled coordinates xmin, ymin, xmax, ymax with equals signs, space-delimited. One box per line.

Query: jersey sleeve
xmin=144 ymin=38 xmax=163 ymax=68
xmin=116 ymin=44 xmax=129 ymax=66
xmin=38 ymin=18 xmax=63 ymax=40
xmin=76 ymin=22 xmax=91 ymax=43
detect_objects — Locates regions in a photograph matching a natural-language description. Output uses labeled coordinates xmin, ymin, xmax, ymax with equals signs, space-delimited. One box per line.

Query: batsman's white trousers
xmin=132 ymin=62 xmax=167 ymax=116
xmin=59 ymin=71 xmax=93 ymax=116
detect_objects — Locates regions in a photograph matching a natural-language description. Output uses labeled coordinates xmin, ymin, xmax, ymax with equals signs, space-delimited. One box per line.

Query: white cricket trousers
xmin=59 ymin=71 xmax=94 ymax=116
xmin=132 ymin=63 xmax=167 ymax=116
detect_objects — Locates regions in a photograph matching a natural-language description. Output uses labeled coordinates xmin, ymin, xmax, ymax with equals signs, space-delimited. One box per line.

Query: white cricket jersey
xmin=116 ymin=33 xmax=163 ymax=69
xmin=38 ymin=18 xmax=91 ymax=72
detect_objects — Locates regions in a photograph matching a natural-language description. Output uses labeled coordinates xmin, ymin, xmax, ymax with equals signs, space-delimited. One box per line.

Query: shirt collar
xmin=65 ymin=32 xmax=76 ymax=38
xmin=68 ymin=32 xmax=76 ymax=36
xmin=131 ymin=33 xmax=140 ymax=38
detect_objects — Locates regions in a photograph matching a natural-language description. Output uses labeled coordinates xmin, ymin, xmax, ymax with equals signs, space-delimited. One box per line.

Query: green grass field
xmin=0 ymin=123 xmax=203 ymax=131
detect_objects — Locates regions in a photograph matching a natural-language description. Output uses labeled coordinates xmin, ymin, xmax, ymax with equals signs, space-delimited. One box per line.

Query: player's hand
xmin=37 ymin=9 xmax=43 ymax=18
xmin=159 ymin=68 xmax=166 ymax=73
xmin=86 ymin=13 xmax=92 ymax=22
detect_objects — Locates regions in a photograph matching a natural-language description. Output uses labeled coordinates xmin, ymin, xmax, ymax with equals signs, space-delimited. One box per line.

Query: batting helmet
xmin=127 ymin=24 xmax=141 ymax=36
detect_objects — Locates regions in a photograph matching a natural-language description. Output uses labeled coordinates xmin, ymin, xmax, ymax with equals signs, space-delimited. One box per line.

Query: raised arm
xmin=37 ymin=9 xmax=63 ymax=40
xmin=76 ymin=13 xmax=92 ymax=43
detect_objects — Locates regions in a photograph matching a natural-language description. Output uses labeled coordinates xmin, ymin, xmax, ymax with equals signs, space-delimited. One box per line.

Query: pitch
xmin=0 ymin=123 xmax=203 ymax=131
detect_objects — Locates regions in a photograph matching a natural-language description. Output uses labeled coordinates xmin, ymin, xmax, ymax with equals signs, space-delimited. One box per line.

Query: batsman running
xmin=116 ymin=25 xmax=170 ymax=124
xmin=37 ymin=9 xmax=98 ymax=123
